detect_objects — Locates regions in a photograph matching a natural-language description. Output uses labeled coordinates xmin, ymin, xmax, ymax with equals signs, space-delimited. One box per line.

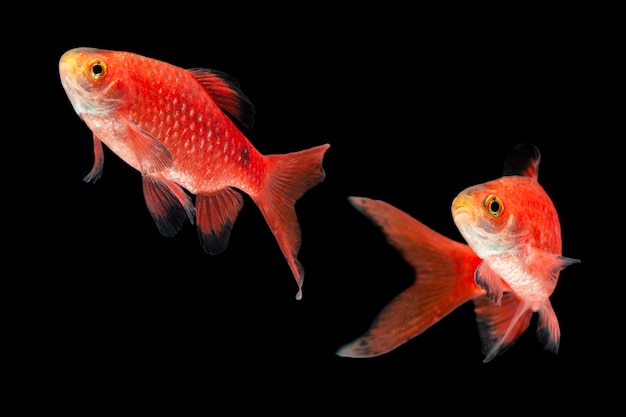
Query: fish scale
xmin=59 ymin=47 xmax=329 ymax=300
xmin=336 ymin=143 xmax=580 ymax=362
xmin=127 ymin=64 xmax=258 ymax=193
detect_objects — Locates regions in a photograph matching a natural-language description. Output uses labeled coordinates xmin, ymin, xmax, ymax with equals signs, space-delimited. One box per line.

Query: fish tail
xmin=336 ymin=197 xmax=484 ymax=358
xmin=256 ymin=143 xmax=330 ymax=300
xmin=473 ymin=294 xmax=533 ymax=362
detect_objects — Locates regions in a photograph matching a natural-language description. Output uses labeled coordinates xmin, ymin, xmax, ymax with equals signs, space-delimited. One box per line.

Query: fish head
xmin=59 ymin=47 xmax=129 ymax=117
xmin=451 ymin=180 xmax=523 ymax=259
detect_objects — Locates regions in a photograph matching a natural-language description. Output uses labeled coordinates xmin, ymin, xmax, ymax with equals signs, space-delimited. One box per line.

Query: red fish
xmin=336 ymin=143 xmax=580 ymax=362
xmin=59 ymin=47 xmax=329 ymax=300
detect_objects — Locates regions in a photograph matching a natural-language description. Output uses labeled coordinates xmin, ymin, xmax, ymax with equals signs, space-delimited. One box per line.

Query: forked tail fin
xmin=255 ymin=143 xmax=330 ymax=300
xmin=336 ymin=197 xmax=484 ymax=358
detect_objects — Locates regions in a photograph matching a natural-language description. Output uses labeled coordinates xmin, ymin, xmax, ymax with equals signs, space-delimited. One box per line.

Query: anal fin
xmin=196 ymin=188 xmax=244 ymax=255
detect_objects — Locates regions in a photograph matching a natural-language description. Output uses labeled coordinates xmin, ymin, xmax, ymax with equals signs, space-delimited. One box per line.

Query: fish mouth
xmin=59 ymin=62 xmax=75 ymax=93
xmin=59 ymin=50 xmax=83 ymax=114
xmin=59 ymin=66 xmax=84 ymax=116
xmin=59 ymin=48 xmax=83 ymax=80
xmin=59 ymin=48 xmax=119 ymax=116
xmin=451 ymin=207 xmax=477 ymax=240
xmin=451 ymin=204 xmax=468 ymax=217
xmin=451 ymin=193 xmax=487 ymax=252
xmin=451 ymin=194 xmax=472 ymax=220
xmin=59 ymin=52 xmax=76 ymax=81
xmin=452 ymin=208 xmax=492 ymax=258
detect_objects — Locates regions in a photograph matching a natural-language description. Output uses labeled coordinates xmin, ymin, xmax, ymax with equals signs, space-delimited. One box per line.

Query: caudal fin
xmin=336 ymin=197 xmax=484 ymax=358
xmin=255 ymin=143 xmax=330 ymax=300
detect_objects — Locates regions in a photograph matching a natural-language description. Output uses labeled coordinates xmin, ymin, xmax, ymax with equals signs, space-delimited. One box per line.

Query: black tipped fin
xmin=142 ymin=176 xmax=196 ymax=237
xmin=188 ymin=68 xmax=255 ymax=129
xmin=502 ymin=143 xmax=541 ymax=180
xmin=474 ymin=293 xmax=533 ymax=363
xmin=536 ymin=299 xmax=560 ymax=354
xmin=196 ymin=188 xmax=244 ymax=255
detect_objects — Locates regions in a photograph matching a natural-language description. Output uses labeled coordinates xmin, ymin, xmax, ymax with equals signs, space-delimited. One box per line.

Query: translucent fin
xmin=255 ymin=144 xmax=329 ymax=300
xmin=336 ymin=197 xmax=484 ymax=357
xmin=473 ymin=293 xmax=533 ymax=362
xmin=537 ymin=299 xmax=560 ymax=354
xmin=83 ymin=135 xmax=105 ymax=183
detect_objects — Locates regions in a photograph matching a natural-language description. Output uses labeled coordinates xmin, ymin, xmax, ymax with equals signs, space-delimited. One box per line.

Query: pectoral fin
xmin=475 ymin=262 xmax=507 ymax=305
xmin=531 ymin=248 xmax=581 ymax=282
xmin=125 ymin=120 xmax=174 ymax=175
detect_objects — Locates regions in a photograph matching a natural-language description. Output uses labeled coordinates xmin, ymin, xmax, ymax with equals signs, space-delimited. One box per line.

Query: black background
xmin=13 ymin=5 xmax=604 ymax=412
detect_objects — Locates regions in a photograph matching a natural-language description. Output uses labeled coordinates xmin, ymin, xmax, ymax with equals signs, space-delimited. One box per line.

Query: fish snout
xmin=59 ymin=60 xmax=74 ymax=81
xmin=59 ymin=47 xmax=98 ymax=78
xmin=451 ymin=193 xmax=473 ymax=219
xmin=59 ymin=48 xmax=80 ymax=71
xmin=59 ymin=49 xmax=81 ymax=86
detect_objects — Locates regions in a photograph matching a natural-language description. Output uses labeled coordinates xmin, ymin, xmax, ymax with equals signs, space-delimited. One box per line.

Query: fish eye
xmin=87 ymin=58 xmax=107 ymax=80
xmin=484 ymin=194 xmax=503 ymax=217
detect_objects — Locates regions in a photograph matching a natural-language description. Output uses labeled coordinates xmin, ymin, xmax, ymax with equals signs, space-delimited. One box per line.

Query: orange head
xmin=452 ymin=176 xmax=562 ymax=259
xmin=59 ymin=47 xmax=132 ymax=117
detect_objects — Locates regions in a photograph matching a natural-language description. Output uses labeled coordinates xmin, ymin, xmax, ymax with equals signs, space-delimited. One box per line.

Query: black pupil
xmin=490 ymin=200 xmax=500 ymax=212
xmin=93 ymin=64 xmax=103 ymax=75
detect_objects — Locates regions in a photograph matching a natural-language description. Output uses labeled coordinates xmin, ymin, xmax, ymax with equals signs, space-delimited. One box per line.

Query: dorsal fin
xmin=188 ymin=68 xmax=255 ymax=129
xmin=502 ymin=143 xmax=541 ymax=180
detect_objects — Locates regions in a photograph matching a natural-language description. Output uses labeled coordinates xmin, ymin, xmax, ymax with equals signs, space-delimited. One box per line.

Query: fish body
xmin=337 ymin=143 xmax=580 ymax=362
xmin=59 ymin=47 xmax=329 ymax=299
